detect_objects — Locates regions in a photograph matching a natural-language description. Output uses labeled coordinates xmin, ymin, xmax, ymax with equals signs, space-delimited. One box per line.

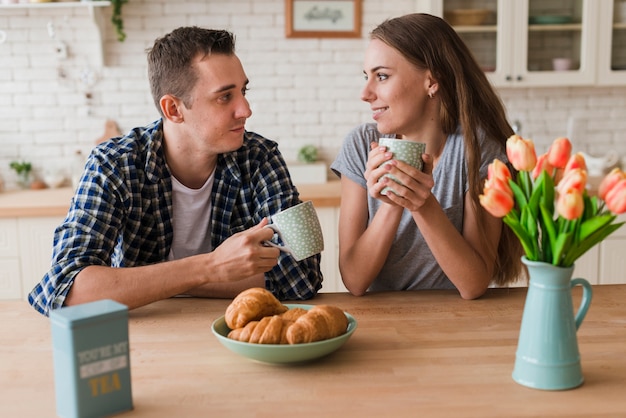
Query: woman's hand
xmin=365 ymin=142 xmax=435 ymax=211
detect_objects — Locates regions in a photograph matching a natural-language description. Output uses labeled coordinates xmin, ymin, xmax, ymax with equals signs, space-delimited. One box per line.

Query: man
xmin=29 ymin=27 xmax=322 ymax=316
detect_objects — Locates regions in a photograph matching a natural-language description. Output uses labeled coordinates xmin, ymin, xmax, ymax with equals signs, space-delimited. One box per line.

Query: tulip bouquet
xmin=480 ymin=135 xmax=626 ymax=267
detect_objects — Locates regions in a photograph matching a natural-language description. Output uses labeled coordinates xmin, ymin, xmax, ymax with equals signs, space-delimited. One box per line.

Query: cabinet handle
xmin=506 ymin=75 xmax=512 ymax=81
xmin=516 ymin=75 xmax=523 ymax=81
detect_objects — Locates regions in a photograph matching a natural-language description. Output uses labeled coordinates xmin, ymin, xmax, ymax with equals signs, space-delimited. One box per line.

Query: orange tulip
xmin=479 ymin=187 xmax=514 ymax=218
xmin=487 ymin=159 xmax=512 ymax=182
xmin=556 ymin=168 xmax=587 ymax=194
xmin=484 ymin=175 xmax=512 ymax=197
xmin=598 ymin=168 xmax=626 ymax=201
xmin=532 ymin=153 xmax=554 ymax=180
xmin=564 ymin=152 xmax=587 ymax=173
xmin=547 ymin=137 xmax=572 ymax=169
xmin=556 ymin=188 xmax=584 ymax=220
xmin=506 ymin=135 xmax=537 ymax=172
xmin=605 ymin=178 xmax=626 ymax=214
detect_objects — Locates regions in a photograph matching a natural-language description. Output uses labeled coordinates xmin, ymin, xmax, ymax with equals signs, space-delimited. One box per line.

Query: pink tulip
xmin=598 ymin=168 xmax=626 ymax=201
xmin=556 ymin=188 xmax=584 ymax=220
xmin=605 ymin=178 xmax=626 ymax=214
xmin=564 ymin=152 xmax=587 ymax=173
xmin=547 ymin=137 xmax=572 ymax=169
xmin=479 ymin=187 xmax=514 ymax=218
xmin=487 ymin=159 xmax=512 ymax=182
xmin=556 ymin=168 xmax=587 ymax=194
xmin=506 ymin=135 xmax=537 ymax=172
xmin=532 ymin=153 xmax=554 ymax=180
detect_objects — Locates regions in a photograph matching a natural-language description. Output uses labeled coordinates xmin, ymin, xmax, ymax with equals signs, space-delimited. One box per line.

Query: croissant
xmin=225 ymin=287 xmax=287 ymax=329
xmin=286 ymin=305 xmax=348 ymax=344
xmin=228 ymin=308 xmax=308 ymax=344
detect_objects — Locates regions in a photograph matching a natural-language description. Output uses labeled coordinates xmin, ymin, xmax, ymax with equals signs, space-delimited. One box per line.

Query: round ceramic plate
xmin=211 ymin=304 xmax=357 ymax=364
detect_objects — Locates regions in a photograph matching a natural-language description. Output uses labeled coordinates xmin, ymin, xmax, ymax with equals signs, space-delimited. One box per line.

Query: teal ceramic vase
xmin=512 ymin=256 xmax=593 ymax=390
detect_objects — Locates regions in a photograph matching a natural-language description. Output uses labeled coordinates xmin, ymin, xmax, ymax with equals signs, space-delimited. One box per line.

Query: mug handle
xmin=571 ymin=278 xmax=593 ymax=330
xmin=263 ymin=224 xmax=294 ymax=255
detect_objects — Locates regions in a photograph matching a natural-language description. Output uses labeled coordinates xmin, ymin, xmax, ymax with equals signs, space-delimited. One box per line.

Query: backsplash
xmin=1 ymin=0 xmax=625 ymax=188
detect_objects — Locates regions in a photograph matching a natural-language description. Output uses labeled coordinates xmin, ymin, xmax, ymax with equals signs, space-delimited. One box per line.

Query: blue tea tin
xmin=50 ymin=299 xmax=133 ymax=418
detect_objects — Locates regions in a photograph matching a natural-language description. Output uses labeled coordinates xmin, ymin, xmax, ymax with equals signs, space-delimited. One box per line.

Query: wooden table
xmin=2 ymin=286 xmax=626 ymax=417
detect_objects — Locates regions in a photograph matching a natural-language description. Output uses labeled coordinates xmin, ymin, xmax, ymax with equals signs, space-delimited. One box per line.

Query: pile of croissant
xmin=225 ymin=288 xmax=349 ymax=345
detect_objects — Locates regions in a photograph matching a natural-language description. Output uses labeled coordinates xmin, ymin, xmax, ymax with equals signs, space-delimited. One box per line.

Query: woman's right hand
xmin=364 ymin=142 xmax=395 ymax=202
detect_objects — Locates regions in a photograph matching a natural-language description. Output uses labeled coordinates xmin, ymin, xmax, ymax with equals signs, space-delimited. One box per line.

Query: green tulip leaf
xmin=552 ymin=231 xmax=573 ymax=266
xmin=509 ymin=179 xmax=527 ymax=211
xmin=563 ymin=222 xmax=625 ymax=266
xmin=579 ymin=214 xmax=615 ymax=241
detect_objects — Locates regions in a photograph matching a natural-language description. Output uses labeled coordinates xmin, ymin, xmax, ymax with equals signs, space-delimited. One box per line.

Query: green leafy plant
xmin=297 ymin=145 xmax=319 ymax=164
xmin=111 ymin=0 xmax=128 ymax=42
xmin=9 ymin=160 xmax=32 ymax=188
xmin=9 ymin=160 xmax=32 ymax=176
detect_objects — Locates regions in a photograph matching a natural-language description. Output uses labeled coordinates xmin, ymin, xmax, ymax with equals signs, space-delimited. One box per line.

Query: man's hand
xmin=208 ymin=218 xmax=280 ymax=282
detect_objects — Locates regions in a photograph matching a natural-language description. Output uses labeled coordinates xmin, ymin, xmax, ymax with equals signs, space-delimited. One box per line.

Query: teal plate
xmin=211 ymin=304 xmax=357 ymax=364
xmin=529 ymin=15 xmax=573 ymax=24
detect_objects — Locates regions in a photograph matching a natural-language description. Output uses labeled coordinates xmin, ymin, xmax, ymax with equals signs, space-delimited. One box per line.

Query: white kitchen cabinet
xmin=426 ymin=0 xmax=599 ymax=87
xmin=572 ymin=246 xmax=599 ymax=284
xmin=316 ymin=207 xmax=348 ymax=293
xmin=0 ymin=219 xmax=21 ymax=299
xmin=597 ymin=0 xmax=626 ymax=85
xmin=1 ymin=216 xmax=60 ymax=300
xmin=598 ymin=213 xmax=626 ymax=284
xmin=17 ymin=217 xmax=63 ymax=300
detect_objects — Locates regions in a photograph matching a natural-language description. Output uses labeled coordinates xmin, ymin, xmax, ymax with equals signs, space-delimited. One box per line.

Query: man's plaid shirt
xmin=28 ymin=119 xmax=322 ymax=316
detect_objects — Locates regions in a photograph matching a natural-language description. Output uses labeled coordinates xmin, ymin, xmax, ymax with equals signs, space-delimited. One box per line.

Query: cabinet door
xmin=517 ymin=0 xmax=597 ymax=87
xmin=439 ymin=0 xmax=598 ymax=87
xmin=597 ymin=0 xmax=626 ymax=85
xmin=598 ymin=215 xmax=626 ymax=284
xmin=0 ymin=219 xmax=21 ymax=299
xmin=18 ymin=217 xmax=63 ymax=299
xmin=317 ymin=207 xmax=347 ymax=293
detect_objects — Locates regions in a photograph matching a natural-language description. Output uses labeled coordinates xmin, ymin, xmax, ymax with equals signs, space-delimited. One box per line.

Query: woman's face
xmin=361 ymin=39 xmax=432 ymax=137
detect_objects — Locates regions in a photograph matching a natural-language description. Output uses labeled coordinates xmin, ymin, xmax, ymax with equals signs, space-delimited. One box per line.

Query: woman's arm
xmin=337 ymin=176 xmax=404 ymax=295
xmin=381 ymin=159 xmax=501 ymax=299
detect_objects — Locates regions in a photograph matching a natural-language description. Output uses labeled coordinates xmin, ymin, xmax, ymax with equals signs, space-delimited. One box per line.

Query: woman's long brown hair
xmin=371 ymin=13 xmax=523 ymax=285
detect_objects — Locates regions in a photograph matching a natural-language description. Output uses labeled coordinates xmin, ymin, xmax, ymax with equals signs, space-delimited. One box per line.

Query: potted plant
xmin=289 ymin=145 xmax=327 ymax=184
xmin=9 ymin=160 xmax=32 ymax=189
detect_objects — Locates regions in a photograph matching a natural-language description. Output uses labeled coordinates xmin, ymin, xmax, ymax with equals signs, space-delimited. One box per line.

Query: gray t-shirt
xmin=330 ymin=123 xmax=507 ymax=292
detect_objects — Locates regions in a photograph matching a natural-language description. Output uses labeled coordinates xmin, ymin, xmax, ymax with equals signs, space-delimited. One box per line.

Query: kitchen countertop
xmin=0 ymin=181 xmax=341 ymax=218
xmin=2 ymin=286 xmax=626 ymax=417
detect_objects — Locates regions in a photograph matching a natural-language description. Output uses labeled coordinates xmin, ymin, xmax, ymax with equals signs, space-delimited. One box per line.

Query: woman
xmin=331 ymin=13 xmax=522 ymax=298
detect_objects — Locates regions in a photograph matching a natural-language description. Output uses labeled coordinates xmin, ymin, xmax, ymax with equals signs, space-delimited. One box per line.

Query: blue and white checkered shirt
xmin=28 ymin=119 xmax=322 ymax=316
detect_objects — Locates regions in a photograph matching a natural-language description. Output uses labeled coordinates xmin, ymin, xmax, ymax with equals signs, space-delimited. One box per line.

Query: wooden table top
xmin=2 ymin=286 xmax=626 ymax=417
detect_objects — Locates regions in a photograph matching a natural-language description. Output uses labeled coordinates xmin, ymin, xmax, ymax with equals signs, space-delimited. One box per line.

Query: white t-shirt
xmin=167 ymin=170 xmax=216 ymax=260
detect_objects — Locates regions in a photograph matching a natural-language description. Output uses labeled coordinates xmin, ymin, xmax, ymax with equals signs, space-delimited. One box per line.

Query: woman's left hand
xmin=377 ymin=153 xmax=435 ymax=212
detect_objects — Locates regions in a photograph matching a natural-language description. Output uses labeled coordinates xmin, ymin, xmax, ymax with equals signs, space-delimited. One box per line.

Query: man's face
xmin=178 ymin=53 xmax=252 ymax=155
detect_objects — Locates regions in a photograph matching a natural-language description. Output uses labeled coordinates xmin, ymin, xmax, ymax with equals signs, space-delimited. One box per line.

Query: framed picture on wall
xmin=285 ymin=0 xmax=362 ymax=38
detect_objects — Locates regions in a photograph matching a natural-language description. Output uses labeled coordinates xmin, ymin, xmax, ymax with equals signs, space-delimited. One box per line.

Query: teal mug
xmin=377 ymin=138 xmax=425 ymax=196
xmin=264 ymin=201 xmax=324 ymax=261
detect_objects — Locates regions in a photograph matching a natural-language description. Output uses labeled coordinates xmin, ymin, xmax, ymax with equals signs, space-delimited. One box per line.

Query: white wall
xmin=1 ymin=0 xmax=625 ymax=188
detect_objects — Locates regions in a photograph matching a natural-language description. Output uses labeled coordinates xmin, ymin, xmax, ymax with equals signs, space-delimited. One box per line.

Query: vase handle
xmin=571 ymin=278 xmax=593 ymax=330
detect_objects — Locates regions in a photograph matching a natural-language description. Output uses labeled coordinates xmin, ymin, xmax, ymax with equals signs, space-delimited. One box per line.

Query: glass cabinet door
xmin=520 ymin=0 xmax=596 ymax=86
xmin=440 ymin=0 xmax=597 ymax=87
xmin=597 ymin=0 xmax=626 ymax=85
xmin=440 ymin=0 xmax=501 ymax=79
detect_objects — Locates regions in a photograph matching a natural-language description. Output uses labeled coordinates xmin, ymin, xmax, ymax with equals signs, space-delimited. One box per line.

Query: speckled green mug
xmin=378 ymin=138 xmax=426 ymax=196
xmin=264 ymin=201 xmax=324 ymax=261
